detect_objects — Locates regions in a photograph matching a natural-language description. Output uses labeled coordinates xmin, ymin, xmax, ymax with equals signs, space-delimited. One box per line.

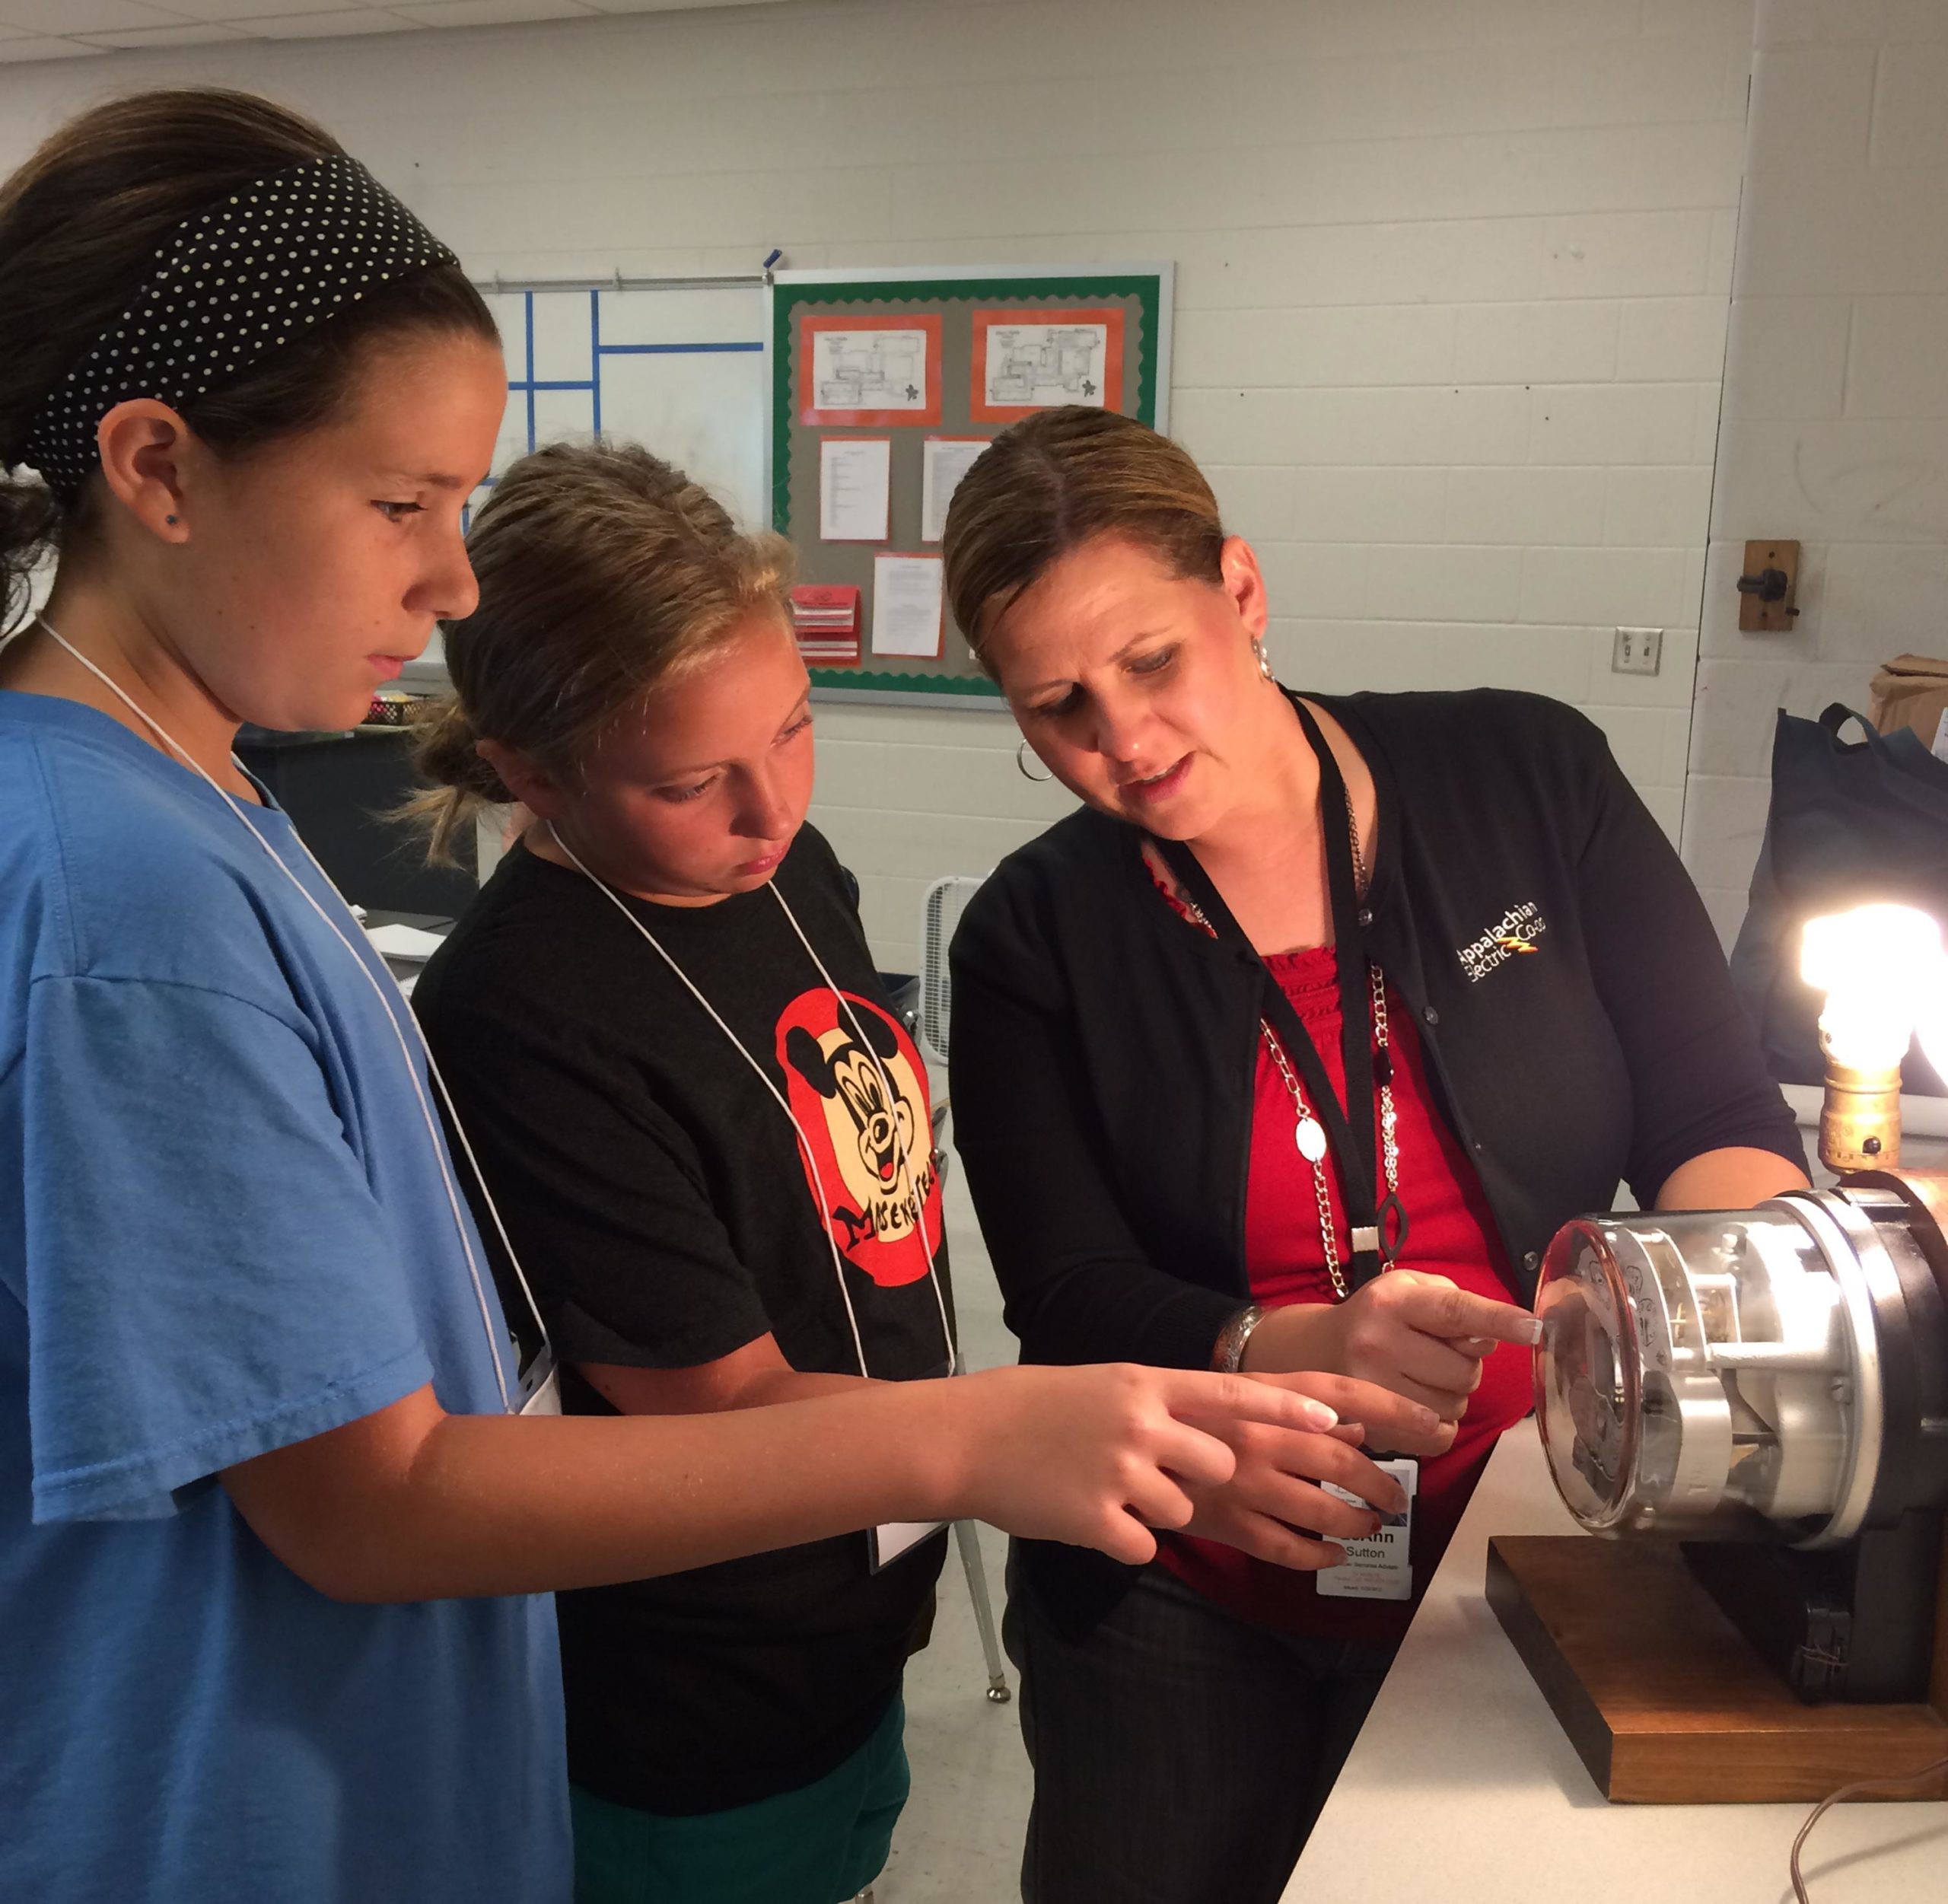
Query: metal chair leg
xmin=953 ymin=1516 xmax=1011 ymax=1704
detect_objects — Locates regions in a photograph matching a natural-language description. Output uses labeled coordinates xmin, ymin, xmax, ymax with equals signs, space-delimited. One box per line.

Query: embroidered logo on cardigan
xmin=1456 ymin=903 xmax=1548 ymax=983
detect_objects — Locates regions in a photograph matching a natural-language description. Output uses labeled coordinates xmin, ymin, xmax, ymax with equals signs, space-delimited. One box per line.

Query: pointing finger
xmin=1400 ymin=1285 xmax=1542 ymax=1347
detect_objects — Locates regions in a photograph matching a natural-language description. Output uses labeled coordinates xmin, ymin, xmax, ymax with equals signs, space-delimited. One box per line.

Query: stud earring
xmin=164 ymin=514 xmax=177 ymax=526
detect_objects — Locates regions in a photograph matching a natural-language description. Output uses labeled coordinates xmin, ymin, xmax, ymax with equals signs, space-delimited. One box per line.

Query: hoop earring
xmin=1016 ymin=740 xmax=1055 ymax=783
xmin=1253 ymin=637 xmax=1276 ymax=683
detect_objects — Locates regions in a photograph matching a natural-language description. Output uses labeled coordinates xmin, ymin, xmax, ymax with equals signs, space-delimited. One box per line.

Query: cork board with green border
xmin=766 ymin=265 xmax=1173 ymax=708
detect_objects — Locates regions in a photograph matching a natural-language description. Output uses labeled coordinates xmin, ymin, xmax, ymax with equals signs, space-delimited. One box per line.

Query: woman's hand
xmin=943 ymin=1361 xmax=1346 ymax=1567
xmin=1255 ymin=1368 xmax=1456 ymax=1460
xmin=1174 ymin=1371 xmax=1440 ymax=1569
xmin=1241 ymin=1274 xmax=1541 ymax=1425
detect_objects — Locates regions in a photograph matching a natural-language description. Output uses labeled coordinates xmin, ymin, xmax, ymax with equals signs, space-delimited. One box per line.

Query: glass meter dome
xmin=1533 ymin=1183 xmax=1948 ymax=1549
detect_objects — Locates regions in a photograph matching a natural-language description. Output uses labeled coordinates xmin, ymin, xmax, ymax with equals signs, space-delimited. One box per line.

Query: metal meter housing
xmin=1533 ymin=1178 xmax=1948 ymax=1550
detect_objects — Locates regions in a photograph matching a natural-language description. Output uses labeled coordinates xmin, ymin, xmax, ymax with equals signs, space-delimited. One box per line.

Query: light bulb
xmin=1800 ymin=904 xmax=1946 ymax=1070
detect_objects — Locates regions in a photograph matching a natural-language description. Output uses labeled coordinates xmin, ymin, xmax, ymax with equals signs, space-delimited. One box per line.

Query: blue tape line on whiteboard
xmin=596 ymin=341 xmax=762 ymax=355
xmin=590 ymin=289 xmax=602 ymax=438
xmin=503 ymin=286 xmax=761 ymax=451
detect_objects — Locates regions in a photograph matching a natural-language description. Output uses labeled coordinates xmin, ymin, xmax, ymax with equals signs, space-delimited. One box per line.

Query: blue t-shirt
xmin=0 ymin=695 xmax=569 ymax=1903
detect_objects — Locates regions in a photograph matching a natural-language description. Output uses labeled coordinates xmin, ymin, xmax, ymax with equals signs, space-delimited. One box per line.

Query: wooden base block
xmin=1487 ymin=1535 xmax=1948 ymax=1804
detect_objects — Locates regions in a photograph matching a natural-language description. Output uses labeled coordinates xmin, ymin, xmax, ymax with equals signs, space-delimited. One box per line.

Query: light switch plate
xmin=1612 ymin=627 xmax=1663 ymax=676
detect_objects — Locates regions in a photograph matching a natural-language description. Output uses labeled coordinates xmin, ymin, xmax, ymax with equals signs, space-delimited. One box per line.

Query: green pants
xmin=570 ymin=1695 xmax=909 ymax=1904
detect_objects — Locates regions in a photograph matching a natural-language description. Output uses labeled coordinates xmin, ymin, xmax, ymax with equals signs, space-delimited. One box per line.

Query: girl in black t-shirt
xmin=410 ymin=442 xmax=1435 ymax=1904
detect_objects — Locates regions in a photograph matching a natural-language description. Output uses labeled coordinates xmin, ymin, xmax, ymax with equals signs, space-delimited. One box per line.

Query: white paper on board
xmin=871 ymin=554 xmax=945 ymax=659
xmin=819 ymin=438 xmax=892 ymax=542
xmin=921 ymin=438 xmax=990 ymax=543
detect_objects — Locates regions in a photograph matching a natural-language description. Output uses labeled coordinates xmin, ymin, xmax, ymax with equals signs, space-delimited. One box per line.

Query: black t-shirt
xmin=412 ymin=824 xmax=952 ymax=1815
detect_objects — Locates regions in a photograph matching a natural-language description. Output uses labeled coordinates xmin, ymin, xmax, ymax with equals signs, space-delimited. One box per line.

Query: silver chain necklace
xmin=1178 ymin=795 xmax=1399 ymax=1304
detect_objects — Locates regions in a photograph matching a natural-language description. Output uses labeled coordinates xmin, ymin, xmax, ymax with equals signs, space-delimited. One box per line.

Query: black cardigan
xmin=948 ymin=688 xmax=1802 ymax=1632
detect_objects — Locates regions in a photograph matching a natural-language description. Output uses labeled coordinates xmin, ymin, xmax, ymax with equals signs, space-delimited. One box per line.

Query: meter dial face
xmin=1534 ymin=1222 xmax=1641 ymax=1529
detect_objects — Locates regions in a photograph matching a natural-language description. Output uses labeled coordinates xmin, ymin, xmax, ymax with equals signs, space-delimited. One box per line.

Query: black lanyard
xmin=1154 ymin=699 xmax=1399 ymax=1291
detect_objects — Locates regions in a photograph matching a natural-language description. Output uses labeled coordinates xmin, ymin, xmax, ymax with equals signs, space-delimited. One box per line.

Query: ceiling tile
xmin=0 ymin=1 xmax=171 ymax=30
xmin=583 ymin=2 xmax=777 ymax=12
xmin=244 ymin=10 xmax=422 ymax=36
xmin=152 ymin=1 xmax=369 ymax=20
xmin=0 ymin=37 xmax=105 ymax=59
xmin=0 ymin=0 xmax=796 ymax=60
xmin=76 ymin=23 xmax=248 ymax=45
xmin=393 ymin=0 xmax=594 ymax=24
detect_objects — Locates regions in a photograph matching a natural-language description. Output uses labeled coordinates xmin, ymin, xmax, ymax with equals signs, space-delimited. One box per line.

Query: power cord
xmin=1788 ymin=1750 xmax=1948 ymax=1902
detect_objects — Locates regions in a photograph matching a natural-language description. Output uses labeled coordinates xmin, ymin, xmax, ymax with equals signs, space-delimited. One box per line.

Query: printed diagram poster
xmin=799 ymin=313 xmax=943 ymax=428
xmin=971 ymin=307 xmax=1125 ymax=424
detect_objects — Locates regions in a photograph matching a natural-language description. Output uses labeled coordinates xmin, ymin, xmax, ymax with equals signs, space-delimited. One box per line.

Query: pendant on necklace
xmin=1295 ymin=1115 xmax=1329 ymax=1163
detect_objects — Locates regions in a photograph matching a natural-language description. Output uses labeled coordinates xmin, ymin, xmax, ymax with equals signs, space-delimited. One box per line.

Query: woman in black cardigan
xmin=940 ymin=408 xmax=1808 ymax=1904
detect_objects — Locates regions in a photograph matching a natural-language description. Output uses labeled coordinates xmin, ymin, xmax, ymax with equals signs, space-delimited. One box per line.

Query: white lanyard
xmin=544 ymin=822 xmax=957 ymax=1381
xmin=23 ymin=616 xmax=552 ymax=1415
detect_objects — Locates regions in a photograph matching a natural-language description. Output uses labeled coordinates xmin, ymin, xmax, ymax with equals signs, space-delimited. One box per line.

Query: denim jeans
xmin=1003 ymin=1558 xmax=1397 ymax=1904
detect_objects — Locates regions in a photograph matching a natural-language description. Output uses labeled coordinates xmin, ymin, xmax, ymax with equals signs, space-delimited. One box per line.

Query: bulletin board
xmin=766 ymin=265 xmax=1174 ymax=708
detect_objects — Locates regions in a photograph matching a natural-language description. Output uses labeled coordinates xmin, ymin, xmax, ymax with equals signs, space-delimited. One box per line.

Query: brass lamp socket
xmin=1819 ymin=1057 xmax=1903 ymax=1175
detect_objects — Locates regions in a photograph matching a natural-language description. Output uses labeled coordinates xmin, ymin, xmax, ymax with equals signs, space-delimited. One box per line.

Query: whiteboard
xmin=406 ymin=283 xmax=765 ymax=674
xmin=476 ymin=282 xmax=766 ymax=528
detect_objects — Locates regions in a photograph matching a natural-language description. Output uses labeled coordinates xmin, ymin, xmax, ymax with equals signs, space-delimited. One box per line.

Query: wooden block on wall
xmin=1737 ymin=538 xmax=1801 ymax=632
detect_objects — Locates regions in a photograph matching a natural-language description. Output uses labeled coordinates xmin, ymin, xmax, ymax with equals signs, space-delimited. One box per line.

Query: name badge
xmin=517 ymin=1345 xmax=562 ymax=1417
xmin=1316 ymin=1457 xmax=1417 ymax=1602
xmin=869 ymin=1519 xmax=948 ymax=1571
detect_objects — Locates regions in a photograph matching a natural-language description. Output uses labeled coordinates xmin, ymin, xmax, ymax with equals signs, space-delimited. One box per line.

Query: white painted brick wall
xmin=0 ymin=0 xmax=1755 ymax=972
xmin=1685 ymin=0 xmax=1948 ymax=950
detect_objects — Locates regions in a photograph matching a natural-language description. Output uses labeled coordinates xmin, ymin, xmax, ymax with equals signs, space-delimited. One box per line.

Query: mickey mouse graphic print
xmin=779 ymin=989 xmax=944 ymax=1289
xmin=412 ymin=818 xmax=954 ymax=1398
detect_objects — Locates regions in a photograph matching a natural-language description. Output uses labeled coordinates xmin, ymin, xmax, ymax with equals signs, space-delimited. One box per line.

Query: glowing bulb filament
xmin=1800 ymin=904 xmax=1946 ymax=1071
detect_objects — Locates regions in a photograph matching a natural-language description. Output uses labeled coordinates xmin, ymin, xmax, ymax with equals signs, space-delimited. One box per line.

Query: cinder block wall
xmin=1685 ymin=0 xmax=1948 ymax=948
xmin=0 ymin=0 xmax=1755 ymax=970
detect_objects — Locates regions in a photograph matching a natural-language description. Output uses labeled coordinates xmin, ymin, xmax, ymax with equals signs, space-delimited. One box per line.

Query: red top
xmin=1153 ymin=919 xmax=1533 ymax=1644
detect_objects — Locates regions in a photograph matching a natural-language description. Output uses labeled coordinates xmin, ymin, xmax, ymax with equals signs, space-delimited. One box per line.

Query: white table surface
xmin=1284 ymin=1429 xmax=1948 ymax=1902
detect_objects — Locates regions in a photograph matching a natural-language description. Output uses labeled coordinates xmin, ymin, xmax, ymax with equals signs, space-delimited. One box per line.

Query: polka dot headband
xmin=23 ymin=152 xmax=459 ymax=499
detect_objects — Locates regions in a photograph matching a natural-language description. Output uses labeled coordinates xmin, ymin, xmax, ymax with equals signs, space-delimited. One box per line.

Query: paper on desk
xmin=365 ymin=922 xmax=447 ymax=961
xmin=820 ymin=437 xmax=891 ymax=542
xmin=920 ymin=436 xmax=988 ymax=543
xmin=871 ymin=554 xmax=945 ymax=659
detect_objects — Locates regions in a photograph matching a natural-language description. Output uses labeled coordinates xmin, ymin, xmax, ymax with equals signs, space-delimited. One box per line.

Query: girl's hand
xmin=1176 ymin=1371 xmax=1437 ymax=1568
xmin=944 ymin=1361 xmax=1346 ymax=1566
xmin=1243 ymin=1273 xmax=1540 ymax=1424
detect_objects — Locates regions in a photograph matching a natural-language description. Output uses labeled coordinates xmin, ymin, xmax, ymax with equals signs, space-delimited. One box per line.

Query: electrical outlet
xmin=1612 ymin=627 xmax=1663 ymax=677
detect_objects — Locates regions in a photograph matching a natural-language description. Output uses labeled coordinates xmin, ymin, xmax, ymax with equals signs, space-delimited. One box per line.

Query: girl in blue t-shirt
xmin=0 ymin=88 xmax=1406 ymax=1904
